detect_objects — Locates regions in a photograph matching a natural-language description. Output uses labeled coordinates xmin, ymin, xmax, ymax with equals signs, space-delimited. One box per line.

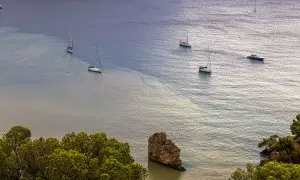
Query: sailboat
xmin=66 ymin=31 xmax=74 ymax=54
xmin=179 ymin=35 xmax=191 ymax=48
xmin=253 ymin=0 xmax=257 ymax=12
xmin=247 ymin=54 xmax=264 ymax=61
xmin=88 ymin=47 xmax=102 ymax=73
xmin=199 ymin=46 xmax=212 ymax=74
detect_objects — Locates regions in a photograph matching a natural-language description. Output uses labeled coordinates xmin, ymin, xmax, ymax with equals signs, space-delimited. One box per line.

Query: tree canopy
xmin=230 ymin=114 xmax=300 ymax=180
xmin=0 ymin=126 xmax=147 ymax=180
xmin=257 ymin=114 xmax=300 ymax=164
xmin=230 ymin=162 xmax=300 ymax=180
xmin=291 ymin=114 xmax=300 ymax=138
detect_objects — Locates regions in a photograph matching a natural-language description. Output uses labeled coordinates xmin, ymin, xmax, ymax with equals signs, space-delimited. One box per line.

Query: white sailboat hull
xmin=66 ymin=49 xmax=73 ymax=54
xmin=199 ymin=67 xmax=211 ymax=73
xmin=88 ymin=67 xmax=102 ymax=73
xmin=199 ymin=69 xmax=211 ymax=73
xmin=179 ymin=40 xmax=191 ymax=48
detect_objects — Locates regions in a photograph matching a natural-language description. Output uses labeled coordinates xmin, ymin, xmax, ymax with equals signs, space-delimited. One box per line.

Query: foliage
xmin=230 ymin=114 xmax=300 ymax=179
xmin=45 ymin=149 xmax=89 ymax=180
xmin=291 ymin=114 xmax=300 ymax=138
xmin=258 ymin=135 xmax=296 ymax=154
xmin=17 ymin=137 xmax=60 ymax=179
xmin=0 ymin=126 xmax=147 ymax=180
xmin=229 ymin=163 xmax=254 ymax=180
xmin=230 ymin=162 xmax=300 ymax=180
xmin=254 ymin=161 xmax=300 ymax=180
xmin=258 ymin=134 xmax=280 ymax=152
xmin=4 ymin=126 xmax=31 ymax=151
xmin=257 ymin=114 xmax=300 ymax=164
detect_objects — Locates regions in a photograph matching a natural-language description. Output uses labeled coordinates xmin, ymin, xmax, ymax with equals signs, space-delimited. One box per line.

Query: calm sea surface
xmin=0 ymin=0 xmax=299 ymax=179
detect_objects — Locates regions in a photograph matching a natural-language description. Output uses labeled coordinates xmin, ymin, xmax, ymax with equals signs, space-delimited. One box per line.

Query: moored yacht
xmin=66 ymin=31 xmax=74 ymax=54
xmin=88 ymin=47 xmax=102 ymax=74
xmin=199 ymin=46 xmax=212 ymax=74
xmin=179 ymin=35 xmax=191 ymax=48
xmin=247 ymin=54 xmax=264 ymax=61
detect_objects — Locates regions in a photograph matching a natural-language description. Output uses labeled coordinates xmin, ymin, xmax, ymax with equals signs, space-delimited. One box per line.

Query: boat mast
xmin=71 ymin=30 xmax=73 ymax=48
xmin=96 ymin=46 xmax=102 ymax=68
xmin=71 ymin=38 xmax=74 ymax=48
xmin=208 ymin=45 xmax=211 ymax=69
xmin=187 ymin=35 xmax=188 ymax=43
xmin=69 ymin=30 xmax=73 ymax=47
xmin=254 ymin=0 xmax=257 ymax=12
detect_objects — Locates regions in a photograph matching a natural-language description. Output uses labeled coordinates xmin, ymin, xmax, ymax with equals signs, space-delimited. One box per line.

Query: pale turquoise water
xmin=0 ymin=0 xmax=300 ymax=179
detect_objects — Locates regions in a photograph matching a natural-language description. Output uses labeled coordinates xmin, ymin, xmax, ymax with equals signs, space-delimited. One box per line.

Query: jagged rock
xmin=148 ymin=132 xmax=186 ymax=171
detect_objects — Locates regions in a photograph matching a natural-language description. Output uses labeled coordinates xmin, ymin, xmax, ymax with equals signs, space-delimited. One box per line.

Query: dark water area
xmin=0 ymin=0 xmax=299 ymax=179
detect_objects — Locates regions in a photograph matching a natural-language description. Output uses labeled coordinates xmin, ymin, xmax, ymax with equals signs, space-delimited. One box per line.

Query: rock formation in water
xmin=148 ymin=132 xmax=186 ymax=171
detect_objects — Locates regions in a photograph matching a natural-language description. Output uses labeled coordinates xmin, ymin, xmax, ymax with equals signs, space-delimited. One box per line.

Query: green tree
xmin=100 ymin=157 xmax=146 ymax=180
xmin=258 ymin=135 xmax=295 ymax=162
xmin=4 ymin=126 xmax=31 ymax=151
xmin=254 ymin=161 xmax=300 ymax=180
xmin=17 ymin=137 xmax=60 ymax=179
xmin=61 ymin=132 xmax=134 ymax=164
xmin=45 ymin=149 xmax=89 ymax=180
xmin=103 ymin=138 xmax=134 ymax=164
xmin=0 ymin=126 xmax=147 ymax=180
xmin=125 ymin=162 xmax=148 ymax=180
xmin=291 ymin=114 xmax=300 ymax=138
xmin=89 ymin=132 xmax=108 ymax=162
xmin=2 ymin=126 xmax=32 ymax=179
xmin=230 ymin=162 xmax=300 ymax=180
xmin=258 ymin=134 xmax=280 ymax=153
xmin=0 ymin=140 xmax=10 ymax=179
xmin=231 ymin=114 xmax=300 ymax=179
xmin=61 ymin=132 xmax=91 ymax=155
xmin=101 ymin=157 xmax=128 ymax=180
xmin=87 ymin=157 xmax=102 ymax=179
xmin=229 ymin=163 xmax=254 ymax=180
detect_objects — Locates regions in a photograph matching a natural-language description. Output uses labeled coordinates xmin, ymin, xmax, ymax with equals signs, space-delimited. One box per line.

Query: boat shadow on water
xmin=248 ymin=58 xmax=265 ymax=64
xmin=198 ymin=71 xmax=212 ymax=81
xmin=177 ymin=46 xmax=192 ymax=53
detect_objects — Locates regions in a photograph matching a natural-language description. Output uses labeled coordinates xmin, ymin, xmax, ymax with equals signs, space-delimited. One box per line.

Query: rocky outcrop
xmin=148 ymin=132 xmax=186 ymax=171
